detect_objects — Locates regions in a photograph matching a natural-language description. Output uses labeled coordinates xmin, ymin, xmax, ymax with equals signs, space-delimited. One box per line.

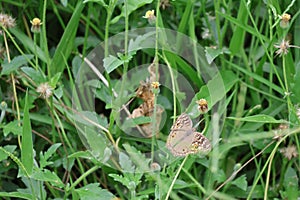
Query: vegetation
xmin=0 ymin=0 xmax=299 ymax=199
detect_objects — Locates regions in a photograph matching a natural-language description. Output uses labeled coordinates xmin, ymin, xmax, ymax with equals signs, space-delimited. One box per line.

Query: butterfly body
xmin=166 ymin=113 xmax=211 ymax=156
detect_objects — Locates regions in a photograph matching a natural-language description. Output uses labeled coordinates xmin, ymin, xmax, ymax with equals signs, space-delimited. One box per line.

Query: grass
xmin=0 ymin=0 xmax=299 ymax=199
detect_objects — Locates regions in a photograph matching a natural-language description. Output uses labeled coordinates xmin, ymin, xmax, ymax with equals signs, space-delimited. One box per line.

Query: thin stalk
xmin=33 ymin=33 xmax=38 ymax=70
xmin=165 ymin=156 xmax=188 ymax=200
xmin=150 ymin=0 xmax=161 ymax=163
xmin=3 ymin=31 xmax=21 ymax=148
xmin=42 ymin=0 xmax=51 ymax=77
xmin=66 ymin=165 xmax=100 ymax=192
xmin=282 ymin=56 xmax=292 ymax=116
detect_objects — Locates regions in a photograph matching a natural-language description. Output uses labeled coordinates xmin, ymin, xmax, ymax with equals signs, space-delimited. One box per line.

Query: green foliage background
xmin=0 ymin=0 xmax=299 ymax=199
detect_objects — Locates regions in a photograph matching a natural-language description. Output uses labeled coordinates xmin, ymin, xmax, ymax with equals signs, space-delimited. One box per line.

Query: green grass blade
xmin=50 ymin=1 xmax=85 ymax=75
xmin=229 ymin=0 xmax=248 ymax=55
xmin=217 ymin=11 xmax=269 ymax=43
xmin=21 ymin=90 xmax=34 ymax=176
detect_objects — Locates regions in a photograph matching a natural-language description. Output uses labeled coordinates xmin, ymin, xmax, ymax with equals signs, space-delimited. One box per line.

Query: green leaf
xmin=119 ymin=152 xmax=135 ymax=172
xmin=187 ymin=70 xmax=238 ymax=116
xmin=284 ymin=167 xmax=299 ymax=200
xmin=49 ymin=72 xmax=62 ymax=88
xmin=21 ymin=67 xmax=46 ymax=83
xmin=0 ymin=192 xmax=33 ymax=199
xmin=0 ymin=145 xmax=17 ymax=161
xmin=31 ymin=169 xmax=64 ymax=188
xmin=205 ymin=46 xmax=223 ymax=64
xmin=177 ymin=0 xmax=192 ymax=34
xmin=110 ymin=0 xmax=153 ymax=24
xmin=109 ymin=174 xmax=130 ymax=187
xmin=217 ymin=11 xmax=268 ymax=43
xmin=9 ymin=28 xmax=47 ymax=63
xmin=21 ymin=91 xmax=34 ymax=176
xmin=123 ymin=143 xmax=151 ymax=172
xmin=232 ymin=175 xmax=247 ymax=191
xmin=1 ymin=55 xmax=34 ymax=75
xmin=60 ymin=0 xmax=68 ymax=7
xmin=83 ymin=0 xmax=107 ymax=7
xmin=229 ymin=1 xmax=248 ymax=55
xmin=40 ymin=143 xmax=62 ymax=168
xmin=50 ymin=1 xmax=85 ymax=74
xmin=103 ymin=55 xmax=124 ymax=74
xmin=75 ymin=183 xmax=115 ymax=200
xmin=227 ymin=114 xmax=287 ymax=123
xmin=225 ymin=60 xmax=284 ymax=94
xmin=165 ymin=51 xmax=203 ymax=88
xmin=291 ymin=62 xmax=300 ymax=102
xmin=3 ymin=120 xmax=22 ymax=136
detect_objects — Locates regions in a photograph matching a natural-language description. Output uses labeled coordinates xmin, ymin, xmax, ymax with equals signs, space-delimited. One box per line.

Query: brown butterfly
xmin=166 ymin=113 xmax=211 ymax=156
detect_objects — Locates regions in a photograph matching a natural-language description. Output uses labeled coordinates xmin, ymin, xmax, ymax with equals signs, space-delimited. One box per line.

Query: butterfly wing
xmin=170 ymin=113 xmax=192 ymax=130
xmin=167 ymin=113 xmax=194 ymax=156
xmin=167 ymin=128 xmax=195 ymax=156
xmin=190 ymin=132 xmax=211 ymax=153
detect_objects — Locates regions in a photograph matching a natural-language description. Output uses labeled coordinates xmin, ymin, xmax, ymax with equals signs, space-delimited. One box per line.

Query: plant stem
xmin=3 ymin=31 xmax=21 ymax=147
xmin=165 ymin=156 xmax=188 ymax=200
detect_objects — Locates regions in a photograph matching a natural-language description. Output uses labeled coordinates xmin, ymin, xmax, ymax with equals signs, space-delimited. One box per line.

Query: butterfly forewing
xmin=167 ymin=128 xmax=195 ymax=156
xmin=170 ymin=113 xmax=192 ymax=130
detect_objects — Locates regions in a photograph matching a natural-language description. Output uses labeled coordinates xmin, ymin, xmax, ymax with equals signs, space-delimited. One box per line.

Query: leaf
xmin=186 ymin=70 xmax=238 ymax=117
xmin=9 ymin=28 xmax=47 ymax=63
xmin=128 ymin=31 xmax=156 ymax=53
xmin=217 ymin=11 xmax=268 ymax=43
xmin=227 ymin=60 xmax=284 ymax=94
xmin=110 ymin=0 xmax=153 ymax=24
xmin=227 ymin=114 xmax=287 ymax=123
xmin=103 ymin=55 xmax=124 ymax=74
xmin=205 ymin=46 xmax=223 ymax=64
xmin=123 ymin=143 xmax=151 ymax=173
xmin=291 ymin=62 xmax=300 ymax=102
xmin=232 ymin=175 xmax=248 ymax=191
xmin=40 ymin=143 xmax=62 ymax=168
xmin=31 ymin=169 xmax=64 ymax=188
xmin=50 ymin=1 xmax=85 ymax=74
xmin=49 ymin=72 xmax=61 ymax=88
xmin=21 ymin=91 xmax=34 ymax=176
xmin=3 ymin=120 xmax=22 ymax=136
xmin=75 ymin=183 xmax=115 ymax=200
xmin=165 ymin=51 xmax=203 ymax=88
xmin=125 ymin=116 xmax=152 ymax=127
xmin=132 ymin=116 xmax=152 ymax=125
xmin=21 ymin=67 xmax=46 ymax=83
xmin=229 ymin=1 xmax=248 ymax=55
xmin=109 ymin=174 xmax=130 ymax=187
xmin=94 ymin=82 xmax=113 ymax=106
xmin=0 ymin=145 xmax=17 ymax=161
xmin=83 ymin=0 xmax=107 ymax=7
xmin=119 ymin=152 xmax=135 ymax=172
xmin=0 ymin=191 xmax=33 ymax=199
xmin=1 ymin=55 xmax=34 ymax=75
xmin=284 ymin=167 xmax=298 ymax=200
xmin=60 ymin=0 xmax=68 ymax=7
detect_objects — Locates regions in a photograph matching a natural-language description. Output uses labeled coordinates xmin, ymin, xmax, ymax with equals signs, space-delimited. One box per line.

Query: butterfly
xmin=166 ymin=113 xmax=211 ymax=156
